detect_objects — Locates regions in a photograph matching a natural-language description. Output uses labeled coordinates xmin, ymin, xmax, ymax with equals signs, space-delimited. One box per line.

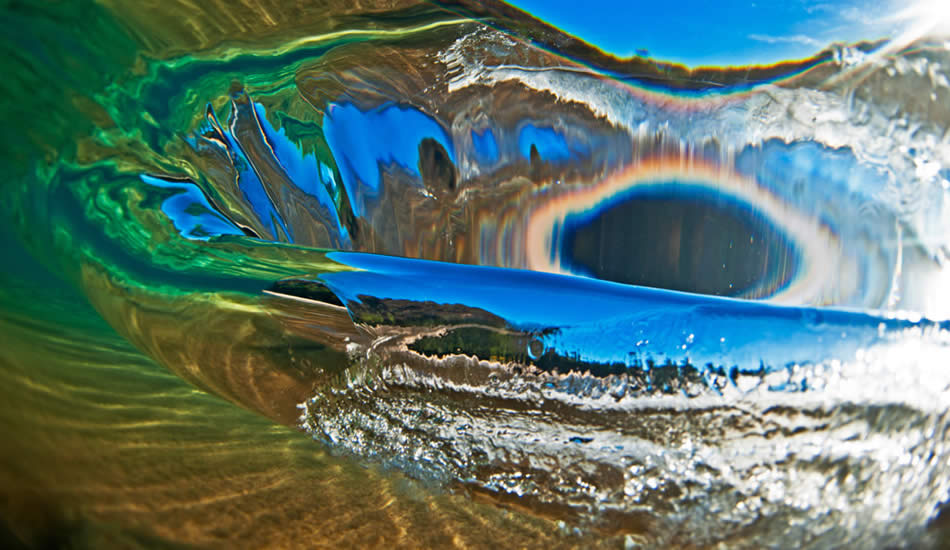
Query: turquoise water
xmin=3 ymin=0 xmax=950 ymax=547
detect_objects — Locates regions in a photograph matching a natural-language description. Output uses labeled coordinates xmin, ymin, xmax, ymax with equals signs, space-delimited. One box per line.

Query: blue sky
xmin=506 ymin=0 xmax=903 ymax=67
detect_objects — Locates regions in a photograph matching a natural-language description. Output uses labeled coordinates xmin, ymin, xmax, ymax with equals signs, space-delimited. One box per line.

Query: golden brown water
xmin=0 ymin=237 xmax=622 ymax=549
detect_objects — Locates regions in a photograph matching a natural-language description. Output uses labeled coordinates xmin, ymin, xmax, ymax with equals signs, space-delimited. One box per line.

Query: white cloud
xmin=747 ymin=33 xmax=822 ymax=47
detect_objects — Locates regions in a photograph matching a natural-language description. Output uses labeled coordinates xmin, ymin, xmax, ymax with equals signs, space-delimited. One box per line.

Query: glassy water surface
xmin=3 ymin=0 xmax=950 ymax=547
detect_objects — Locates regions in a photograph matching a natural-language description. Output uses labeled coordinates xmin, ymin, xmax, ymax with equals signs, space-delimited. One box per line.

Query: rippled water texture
xmin=4 ymin=0 xmax=950 ymax=547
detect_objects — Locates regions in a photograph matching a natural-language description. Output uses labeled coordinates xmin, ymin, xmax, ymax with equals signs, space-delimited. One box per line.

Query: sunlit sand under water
xmin=4 ymin=0 xmax=950 ymax=547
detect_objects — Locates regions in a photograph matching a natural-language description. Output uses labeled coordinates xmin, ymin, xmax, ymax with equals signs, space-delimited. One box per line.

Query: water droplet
xmin=527 ymin=338 xmax=544 ymax=360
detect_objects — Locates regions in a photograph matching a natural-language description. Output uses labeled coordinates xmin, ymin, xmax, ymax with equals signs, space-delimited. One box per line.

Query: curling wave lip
xmin=14 ymin=0 xmax=948 ymax=544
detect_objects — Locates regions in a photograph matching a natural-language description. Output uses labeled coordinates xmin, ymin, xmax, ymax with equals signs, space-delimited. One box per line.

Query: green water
xmin=0 ymin=2 xmax=606 ymax=547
